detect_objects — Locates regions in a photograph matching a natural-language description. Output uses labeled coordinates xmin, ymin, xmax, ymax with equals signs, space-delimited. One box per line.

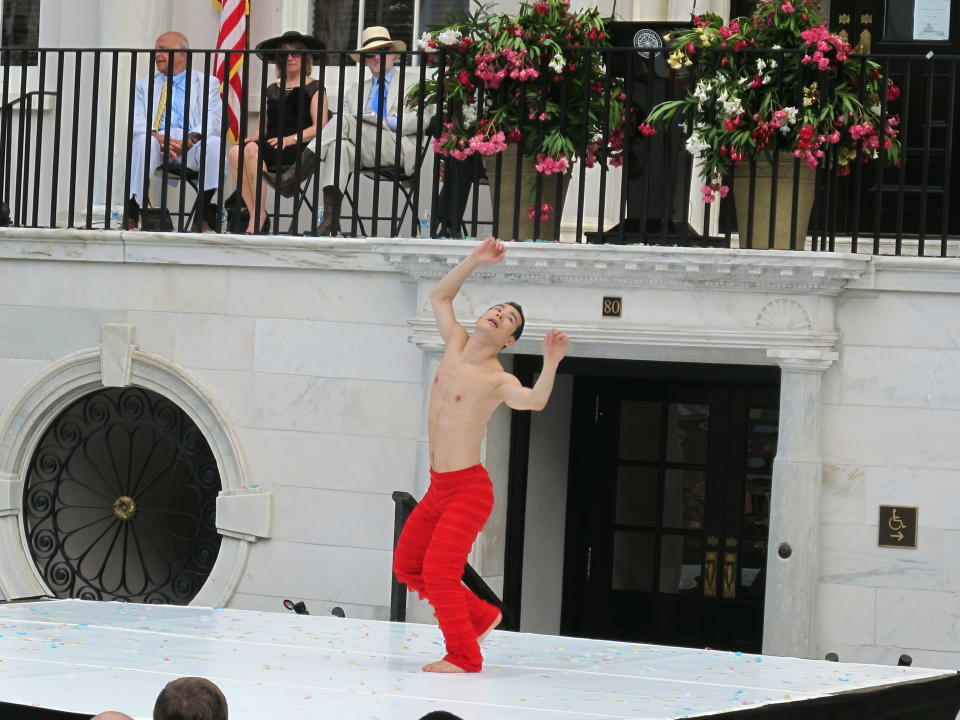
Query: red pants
xmin=392 ymin=464 xmax=500 ymax=672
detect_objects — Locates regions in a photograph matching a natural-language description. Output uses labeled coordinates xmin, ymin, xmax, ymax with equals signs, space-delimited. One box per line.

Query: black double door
xmin=560 ymin=376 xmax=778 ymax=652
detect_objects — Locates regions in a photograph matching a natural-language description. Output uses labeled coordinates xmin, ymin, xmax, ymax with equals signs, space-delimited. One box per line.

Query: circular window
xmin=22 ymin=387 xmax=222 ymax=604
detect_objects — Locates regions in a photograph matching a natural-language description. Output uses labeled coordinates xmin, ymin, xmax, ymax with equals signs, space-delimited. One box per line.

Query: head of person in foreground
xmin=154 ymin=677 xmax=228 ymax=720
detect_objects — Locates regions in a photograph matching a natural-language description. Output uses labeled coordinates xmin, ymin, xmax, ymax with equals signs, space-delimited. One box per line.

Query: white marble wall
xmin=0 ymin=243 xmax=420 ymax=618
xmin=3 ymin=235 xmax=960 ymax=667
xmin=819 ymin=257 xmax=960 ymax=669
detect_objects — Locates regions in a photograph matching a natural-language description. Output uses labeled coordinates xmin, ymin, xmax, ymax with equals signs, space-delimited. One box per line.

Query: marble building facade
xmin=0 ymin=231 xmax=958 ymax=670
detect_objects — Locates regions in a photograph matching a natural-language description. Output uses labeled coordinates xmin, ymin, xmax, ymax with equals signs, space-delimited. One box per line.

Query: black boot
xmin=193 ymin=189 xmax=218 ymax=232
xmin=316 ymin=185 xmax=341 ymax=236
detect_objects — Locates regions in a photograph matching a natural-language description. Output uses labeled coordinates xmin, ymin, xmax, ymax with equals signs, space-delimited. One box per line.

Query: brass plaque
xmin=838 ymin=13 xmax=851 ymax=24
xmin=878 ymin=505 xmax=918 ymax=548
xmin=602 ymin=297 xmax=622 ymax=317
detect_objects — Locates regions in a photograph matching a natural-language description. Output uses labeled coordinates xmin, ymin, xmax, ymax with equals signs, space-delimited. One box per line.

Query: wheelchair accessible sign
xmin=878 ymin=505 xmax=918 ymax=549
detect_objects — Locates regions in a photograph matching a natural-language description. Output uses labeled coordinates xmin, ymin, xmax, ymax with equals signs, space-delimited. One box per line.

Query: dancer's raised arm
xmin=429 ymin=236 xmax=505 ymax=345
xmin=500 ymin=329 xmax=569 ymax=410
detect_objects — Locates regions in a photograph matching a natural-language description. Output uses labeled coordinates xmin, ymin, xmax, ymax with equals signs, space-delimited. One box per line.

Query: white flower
xmin=693 ymin=79 xmax=712 ymax=103
xmin=871 ymin=104 xmax=881 ymax=115
xmin=437 ymin=29 xmax=462 ymax=46
xmin=461 ymin=102 xmax=478 ymax=127
xmin=720 ymin=92 xmax=744 ymax=117
xmin=548 ymin=52 xmax=565 ymax=73
xmin=416 ymin=31 xmax=433 ymax=51
xmin=783 ymin=106 xmax=798 ymax=124
xmin=685 ymin=131 xmax=710 ymax=155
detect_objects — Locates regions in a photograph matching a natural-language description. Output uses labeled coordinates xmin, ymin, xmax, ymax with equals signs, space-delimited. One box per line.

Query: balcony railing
xmin=0 ymin=46 xmax=956 ymax=255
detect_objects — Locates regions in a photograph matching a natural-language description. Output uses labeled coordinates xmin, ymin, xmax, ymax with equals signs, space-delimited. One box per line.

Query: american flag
xmin=212 ymin=0 xmax=248 ymax=143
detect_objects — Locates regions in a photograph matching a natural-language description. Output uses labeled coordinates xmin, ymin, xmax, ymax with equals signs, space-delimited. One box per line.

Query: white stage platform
xmin=0 ymin=599 xmax=955 ymax=720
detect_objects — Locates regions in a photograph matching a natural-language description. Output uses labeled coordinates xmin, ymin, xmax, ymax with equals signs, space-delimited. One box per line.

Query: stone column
xmin=762 ymin=348 xmax=837 ymax=658
xmin=92 ymin=0 xmax=174 ymax=217
xmin=98 ymin=0 xmax=173 ymax=47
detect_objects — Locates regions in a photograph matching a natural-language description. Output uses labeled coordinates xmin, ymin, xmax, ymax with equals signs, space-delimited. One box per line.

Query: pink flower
xmin=468 ymin=130 xmax=508 ymax=156
xmin=638 ymin=123 xmax=657 ymax=136
xmin=827 ymin=131 xmax=841 ymax=143
xmin=780 ymin=1 xmax=795 ymax=13
xmin=534 ymin=154 xmax=570 ymax=174
xmin=527 ymin=202 xmax=552 ymax=220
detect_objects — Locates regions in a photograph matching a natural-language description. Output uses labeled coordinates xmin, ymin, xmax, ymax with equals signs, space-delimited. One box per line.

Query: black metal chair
xmin=342 ymin=132 xmax=433 ymax=237
xmin=148 ymin=163 xmax=202 ymax=231
xmin=262 ymin=147 xmax=320 ymax=234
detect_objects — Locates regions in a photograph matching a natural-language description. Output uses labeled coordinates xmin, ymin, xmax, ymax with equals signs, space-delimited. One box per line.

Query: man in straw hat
xmin=312 ymin=26 xmax=424 ymax=235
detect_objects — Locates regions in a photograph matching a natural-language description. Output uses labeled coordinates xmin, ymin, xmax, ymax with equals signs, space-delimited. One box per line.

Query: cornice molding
xmin=0 ymin=232 xmax=931 ymax=297
xmin=767 ymin=347 xmax=839 ymax=372
xmin=375 ymin=240 xmax=872 ymax=295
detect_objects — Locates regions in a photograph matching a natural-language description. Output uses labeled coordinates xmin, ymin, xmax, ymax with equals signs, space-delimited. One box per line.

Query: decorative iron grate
xmin=22 ymin=387 xmax=222 ymax=604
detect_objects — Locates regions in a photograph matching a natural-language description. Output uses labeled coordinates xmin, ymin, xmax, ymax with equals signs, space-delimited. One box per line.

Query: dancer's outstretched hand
xmin=543 ymin=329 xmax=569 ymax=364
xmin=470 ymin=236 xmax=506 ymax=265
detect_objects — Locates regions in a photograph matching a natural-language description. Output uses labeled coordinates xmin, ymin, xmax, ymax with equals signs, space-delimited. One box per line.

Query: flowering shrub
xmin=646 ymin=0 xmax=901 ymax=203
xmin=410 ymin=0 xmax=625 ymax=219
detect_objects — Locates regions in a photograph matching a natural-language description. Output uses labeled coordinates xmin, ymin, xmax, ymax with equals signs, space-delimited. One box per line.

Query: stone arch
xmin=0 ymin=345 xmax=261 ymax=607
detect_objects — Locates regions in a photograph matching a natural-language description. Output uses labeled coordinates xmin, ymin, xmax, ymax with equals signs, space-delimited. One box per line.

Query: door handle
xmin=704 ymin=550 xmax=718 ymax=597
xmin=722 ymin=551 xmax=737 ymax=599
xmin=586 ymin=546 xmax=592 ymax=582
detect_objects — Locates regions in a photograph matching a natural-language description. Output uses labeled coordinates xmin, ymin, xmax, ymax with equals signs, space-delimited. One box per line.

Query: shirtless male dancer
xmin=393 ymin=236 xmax=569 ymax=673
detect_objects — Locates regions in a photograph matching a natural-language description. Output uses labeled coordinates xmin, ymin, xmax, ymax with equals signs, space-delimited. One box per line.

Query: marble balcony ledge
xmin=0 ymin=228 xmax=880 ymax=294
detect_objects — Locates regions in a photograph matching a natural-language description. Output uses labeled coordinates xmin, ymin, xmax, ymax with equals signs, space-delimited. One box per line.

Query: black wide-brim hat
xmin=255 ymin=30 xmax=326 ymax=62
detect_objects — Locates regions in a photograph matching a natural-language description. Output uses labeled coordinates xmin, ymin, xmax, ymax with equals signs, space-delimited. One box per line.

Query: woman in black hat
xmin=227 ymin=30 xmax=328 ymax=234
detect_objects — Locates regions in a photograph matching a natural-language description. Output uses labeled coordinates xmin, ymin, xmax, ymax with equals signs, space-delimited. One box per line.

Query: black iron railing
xmin=0 ymin=46 xmax=955 ymax=254
xmin=390 ymin=490 xmax=510 ymax=627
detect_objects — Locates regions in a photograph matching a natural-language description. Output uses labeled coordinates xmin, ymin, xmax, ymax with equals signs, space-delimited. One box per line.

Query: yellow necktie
xmin=152 ymin=79 xmax=169 ymax=132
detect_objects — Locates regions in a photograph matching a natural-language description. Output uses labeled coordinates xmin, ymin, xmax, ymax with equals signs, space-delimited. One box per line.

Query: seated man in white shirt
xmin=127 ymin=32 xmax=223 ymax=230
xmin=313 ymin=26 xmax=422 ymax=235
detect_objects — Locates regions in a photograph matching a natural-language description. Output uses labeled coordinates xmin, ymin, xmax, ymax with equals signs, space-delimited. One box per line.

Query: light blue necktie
xmin=368 ymin=78 xmax=383 ymax=116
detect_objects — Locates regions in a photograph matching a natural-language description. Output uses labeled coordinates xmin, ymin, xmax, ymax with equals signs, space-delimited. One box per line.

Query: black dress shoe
xmin=246 ymin=217 xmax=270 ymax=235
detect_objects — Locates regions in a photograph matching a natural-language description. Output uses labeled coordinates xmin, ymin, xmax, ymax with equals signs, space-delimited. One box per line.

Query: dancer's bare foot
xmin=422 ymin=660 xmax=466 ymax=673
xmin=478 ymin=611 xmax=502 ymax=644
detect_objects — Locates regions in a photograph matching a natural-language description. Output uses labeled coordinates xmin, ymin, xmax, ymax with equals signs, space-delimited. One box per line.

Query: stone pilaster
xmin=762 ymin=347 xmax=837 ymax=658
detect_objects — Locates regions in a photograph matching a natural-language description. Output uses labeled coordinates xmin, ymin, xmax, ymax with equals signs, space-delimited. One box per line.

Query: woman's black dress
xmin=258 ymin=80 xmax=322 ymax=170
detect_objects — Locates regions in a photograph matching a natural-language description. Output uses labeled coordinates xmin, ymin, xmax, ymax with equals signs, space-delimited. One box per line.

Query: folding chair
xmin=262 ymin=147 xmax=320 ymax=235
xmin=140 ymin=163 xmax=202 ymax=231
xmin=342 ymin=132 xmax=433 ymax=238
